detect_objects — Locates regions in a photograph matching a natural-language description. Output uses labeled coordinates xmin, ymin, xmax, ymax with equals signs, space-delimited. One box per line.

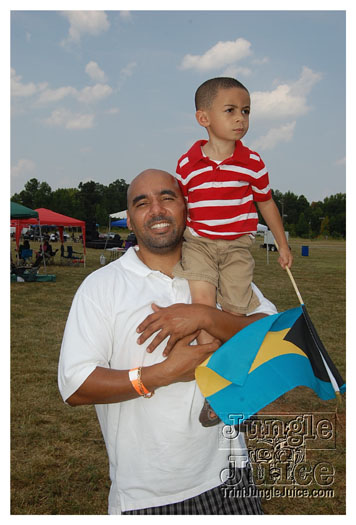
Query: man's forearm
xmin=66 ymin=333 xmax=219 ymax=407
xmin=66 ymin=363 xmax=166 ymax=406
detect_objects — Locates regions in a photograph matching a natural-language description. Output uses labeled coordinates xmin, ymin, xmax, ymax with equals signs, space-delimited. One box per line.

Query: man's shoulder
xmin=79 ymin=250 xmax=134 ymax=291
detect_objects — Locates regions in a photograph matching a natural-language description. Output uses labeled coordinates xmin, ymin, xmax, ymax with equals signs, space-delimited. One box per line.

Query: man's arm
xmin=66 ymin=333 xmax=219 ymax=406
xmin=136 ymin=303 xmax=267 ymax=356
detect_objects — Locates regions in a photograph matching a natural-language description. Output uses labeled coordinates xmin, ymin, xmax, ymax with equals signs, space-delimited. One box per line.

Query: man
xmin=58 ymin=169 xmax=277 ymax=514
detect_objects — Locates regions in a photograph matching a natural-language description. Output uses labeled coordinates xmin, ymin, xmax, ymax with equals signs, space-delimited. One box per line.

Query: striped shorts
xmin=122 ymin=466 xmax=263 ymax=515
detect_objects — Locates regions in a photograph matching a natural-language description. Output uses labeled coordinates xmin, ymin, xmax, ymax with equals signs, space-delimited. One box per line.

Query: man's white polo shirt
xmin=58 ymin=247 xmax=277 ymax=513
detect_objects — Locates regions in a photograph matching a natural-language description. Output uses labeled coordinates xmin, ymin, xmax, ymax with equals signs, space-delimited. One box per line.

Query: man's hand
xmin=137 ymin=303 xmax=211 ymax=356
xmin=158 ymin=331 xmax=220 ymax=384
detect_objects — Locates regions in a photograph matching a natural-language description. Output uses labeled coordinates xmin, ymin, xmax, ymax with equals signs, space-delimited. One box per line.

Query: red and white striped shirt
xmin=176 ymin=140 xmax=272 ymax=240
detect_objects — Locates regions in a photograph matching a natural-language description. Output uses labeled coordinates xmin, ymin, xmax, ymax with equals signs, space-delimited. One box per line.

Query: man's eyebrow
xmin=132 ymin=194 xmax=147 ymax=206
xmin=160 ymin=189 xmax=178 ymax=198
xmin=131 ymin=189 xmax=178 ymax=206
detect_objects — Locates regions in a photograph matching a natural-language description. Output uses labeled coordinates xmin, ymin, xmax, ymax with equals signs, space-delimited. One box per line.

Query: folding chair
xmin=19 ymin=248 xmax=33 ymax=265
xmin=60 ymin=245 xmax=84 ymax=265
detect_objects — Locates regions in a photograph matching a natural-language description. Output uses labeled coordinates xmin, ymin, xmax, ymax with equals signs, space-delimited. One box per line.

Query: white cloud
xmin=251 ymin=67 xmax=322 ymax=120
xmin=290 ymin=66 xmax=323 ymax=97
xmin=85 ymin=61 xmax=107 ymax=82
xmin=117 ymin=62 xmax=137 ymax=90
xmin=76 ymin=84 xmax=113 ymax=104
xmin=43 ymin=108 xmax=94 ymax=129
xmin=120 ymin=11 xmax=132 ymax=20
xmin=222 ymin=65 xmax=252 ymax=78
xmin=61 ymin=11 xmax=110 ymax=44
xmin=250 ymin=121 xmax=296 ymax=151
xmin=180 ymin=38 xmax=252 ymax=72
xmin=11 ymin=158 xmax=36 ymax=179
xmin=106 ymin=107 xmax=120 ymax=115
xmin=120 ymin=61 xmax=137 ymax=79
xmin=36 ymin=86 xmax=77 ymax=104
xmin=35 ymin=83 xmax=112 ymax=105
xmin=11 ymin=68 xmax=46 ymax=98
xmin=252 ymin=57 xmax=269 ymax=65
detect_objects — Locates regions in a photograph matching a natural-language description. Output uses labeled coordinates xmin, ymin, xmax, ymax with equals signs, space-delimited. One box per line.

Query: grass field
xmin=10 ymin=236 xmax=346 ymax=515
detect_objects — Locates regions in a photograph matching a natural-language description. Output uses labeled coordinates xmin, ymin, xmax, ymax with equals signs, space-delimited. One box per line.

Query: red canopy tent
xmin=13 ymin=208 xmax=86 ymax=258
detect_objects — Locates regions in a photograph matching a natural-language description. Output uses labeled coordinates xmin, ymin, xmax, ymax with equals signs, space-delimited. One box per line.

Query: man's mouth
xmin=150 ymin=222 xmax=170 ymax=230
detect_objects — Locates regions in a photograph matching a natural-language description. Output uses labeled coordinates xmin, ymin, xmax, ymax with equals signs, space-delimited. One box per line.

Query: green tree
xmin=51 ymin=187 xmax=79 ymax=217
xmin=296 ymin=212 xmax=309 ymax=238
xmin=77 ymin=181 xmax=105 ymax=222
xmin=309 ymin=204 xmax=324 ymax=237
xmin=320 ymin=216 xmax=330 ymax=237
xmin=11 ymin=178 xmax=52 ymax=209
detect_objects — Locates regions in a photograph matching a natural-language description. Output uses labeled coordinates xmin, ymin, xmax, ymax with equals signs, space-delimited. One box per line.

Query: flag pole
xmin=275 ymin=239 xmax=342 ymax=403
xmin=274 ymin=240 xmax=304 ymax=305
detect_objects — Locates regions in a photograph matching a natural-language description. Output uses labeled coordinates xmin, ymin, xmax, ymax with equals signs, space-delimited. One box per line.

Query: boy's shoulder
xmin=235 ymin=141 xmax=266 ymax=170
xmin=176 ymin=140 xmax=206 ymax=173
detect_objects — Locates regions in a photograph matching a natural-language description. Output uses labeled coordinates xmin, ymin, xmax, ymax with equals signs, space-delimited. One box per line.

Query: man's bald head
xmin=127 ymin=169 xmax=181 ymax=209
xmin=126 ymin=169 xmax=186 ymax=255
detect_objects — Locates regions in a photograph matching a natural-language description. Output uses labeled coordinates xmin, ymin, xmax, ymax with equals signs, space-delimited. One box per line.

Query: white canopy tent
xmin=257 ymin=223 xmax=268 ymax=232
xmin=109 ymin=210 xmax=127 ymax=220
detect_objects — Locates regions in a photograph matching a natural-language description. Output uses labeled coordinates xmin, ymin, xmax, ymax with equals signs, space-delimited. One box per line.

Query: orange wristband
xmin=129 ymin=367 xmax=154 ymax=398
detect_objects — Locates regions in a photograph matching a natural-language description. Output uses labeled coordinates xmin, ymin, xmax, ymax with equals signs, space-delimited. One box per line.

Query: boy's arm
xmin=257 ymin=198 xmax=293 ymax=269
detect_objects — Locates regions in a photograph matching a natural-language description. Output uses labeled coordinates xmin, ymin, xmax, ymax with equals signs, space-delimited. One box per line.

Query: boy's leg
xmin=188 ymin=279 xmax=221 ymax=427
xmin=188 ymin=279 xmax=216 ymax=344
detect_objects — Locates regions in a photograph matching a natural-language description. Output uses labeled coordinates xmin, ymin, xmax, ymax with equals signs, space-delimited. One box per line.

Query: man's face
xmin=127 ymin=170 xmax=187 ymax=254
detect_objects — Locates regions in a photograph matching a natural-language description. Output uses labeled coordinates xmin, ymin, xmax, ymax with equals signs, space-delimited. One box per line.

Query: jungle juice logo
xmin=219 ymin=413 xmax=339 ymax=499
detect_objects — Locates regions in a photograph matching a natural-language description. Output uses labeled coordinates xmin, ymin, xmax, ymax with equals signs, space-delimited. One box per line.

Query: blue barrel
xmin=301 ymin=245 xmax=309 ymax=256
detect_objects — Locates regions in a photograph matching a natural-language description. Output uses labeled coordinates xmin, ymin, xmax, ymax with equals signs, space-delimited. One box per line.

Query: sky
xmin=9 ymin=4 xmax=348 ymax=205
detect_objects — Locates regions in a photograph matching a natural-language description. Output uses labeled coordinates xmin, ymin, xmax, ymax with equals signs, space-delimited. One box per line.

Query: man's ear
xmin=195 ymin=109 xmax=210 ymax=128
xmin=126 ymin=213 xmax=132 ymax=231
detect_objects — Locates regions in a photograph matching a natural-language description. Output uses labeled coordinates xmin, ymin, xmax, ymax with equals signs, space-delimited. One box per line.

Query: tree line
xmin=11 ymin=178 xmax=346 ymax=239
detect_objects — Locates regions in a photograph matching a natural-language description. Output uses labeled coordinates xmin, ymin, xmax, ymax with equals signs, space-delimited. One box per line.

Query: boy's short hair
xmin=195 ymin=77 xmax=249 ymax=110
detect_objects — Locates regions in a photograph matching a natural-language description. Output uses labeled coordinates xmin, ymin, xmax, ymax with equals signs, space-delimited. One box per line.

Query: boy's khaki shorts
xmin=173 ymin=228 xmax=260 ymax=314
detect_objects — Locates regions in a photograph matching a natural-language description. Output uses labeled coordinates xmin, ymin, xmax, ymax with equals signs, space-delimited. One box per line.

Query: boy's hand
xmin=136 ymin=303 xmax=207 ymax=356
xmin=278 ymin=245 xmax=293 ymax=269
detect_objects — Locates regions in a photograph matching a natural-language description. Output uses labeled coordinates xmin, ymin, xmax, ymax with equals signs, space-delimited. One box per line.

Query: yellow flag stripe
xmin=195 ymin=364 xmax=232 ymax=397
xmin=248 ymin=329 xmax=307 ymax=372
xmin=195 ymin=329 xmax=308 ymax=398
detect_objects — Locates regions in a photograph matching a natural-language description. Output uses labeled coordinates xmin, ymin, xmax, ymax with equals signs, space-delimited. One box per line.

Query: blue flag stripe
xmin=206 ymin=353 xmax=344 ymax=425
xmin=205 ymin=306 xmax=303 ymax=385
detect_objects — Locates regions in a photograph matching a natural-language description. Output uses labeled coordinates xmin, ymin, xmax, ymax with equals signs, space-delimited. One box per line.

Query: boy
xmin=173 ymin=77 xmax=293 ymax=426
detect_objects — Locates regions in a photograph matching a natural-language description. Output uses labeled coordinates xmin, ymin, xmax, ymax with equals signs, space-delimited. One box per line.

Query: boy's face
xmin=196 ymin=87 xmax=250 ymax=143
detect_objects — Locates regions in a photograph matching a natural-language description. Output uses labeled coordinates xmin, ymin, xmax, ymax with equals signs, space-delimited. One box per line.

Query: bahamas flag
xmin=195 ymin=305 xmax=345 ymax=425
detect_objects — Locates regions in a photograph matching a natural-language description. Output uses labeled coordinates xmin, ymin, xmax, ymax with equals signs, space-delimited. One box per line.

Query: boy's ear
xmin=195 ymin=109 xmax=210 ymax=128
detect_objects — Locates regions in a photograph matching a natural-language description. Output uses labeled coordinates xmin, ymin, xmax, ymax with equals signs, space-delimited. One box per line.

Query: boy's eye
xmin=242 ymin=108 xmax=250 ymax=115
xmin=225 ymin=107 xmax=234 ymax=113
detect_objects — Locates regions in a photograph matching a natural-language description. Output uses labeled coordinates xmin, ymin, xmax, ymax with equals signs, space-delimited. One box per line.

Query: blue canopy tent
xmin=111 ymin=218 xmax=127 ymax=228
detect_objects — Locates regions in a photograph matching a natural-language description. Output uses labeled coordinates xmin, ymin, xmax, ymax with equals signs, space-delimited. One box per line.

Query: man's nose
xmin=149 ymin=199 xmax=167 ymax=216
